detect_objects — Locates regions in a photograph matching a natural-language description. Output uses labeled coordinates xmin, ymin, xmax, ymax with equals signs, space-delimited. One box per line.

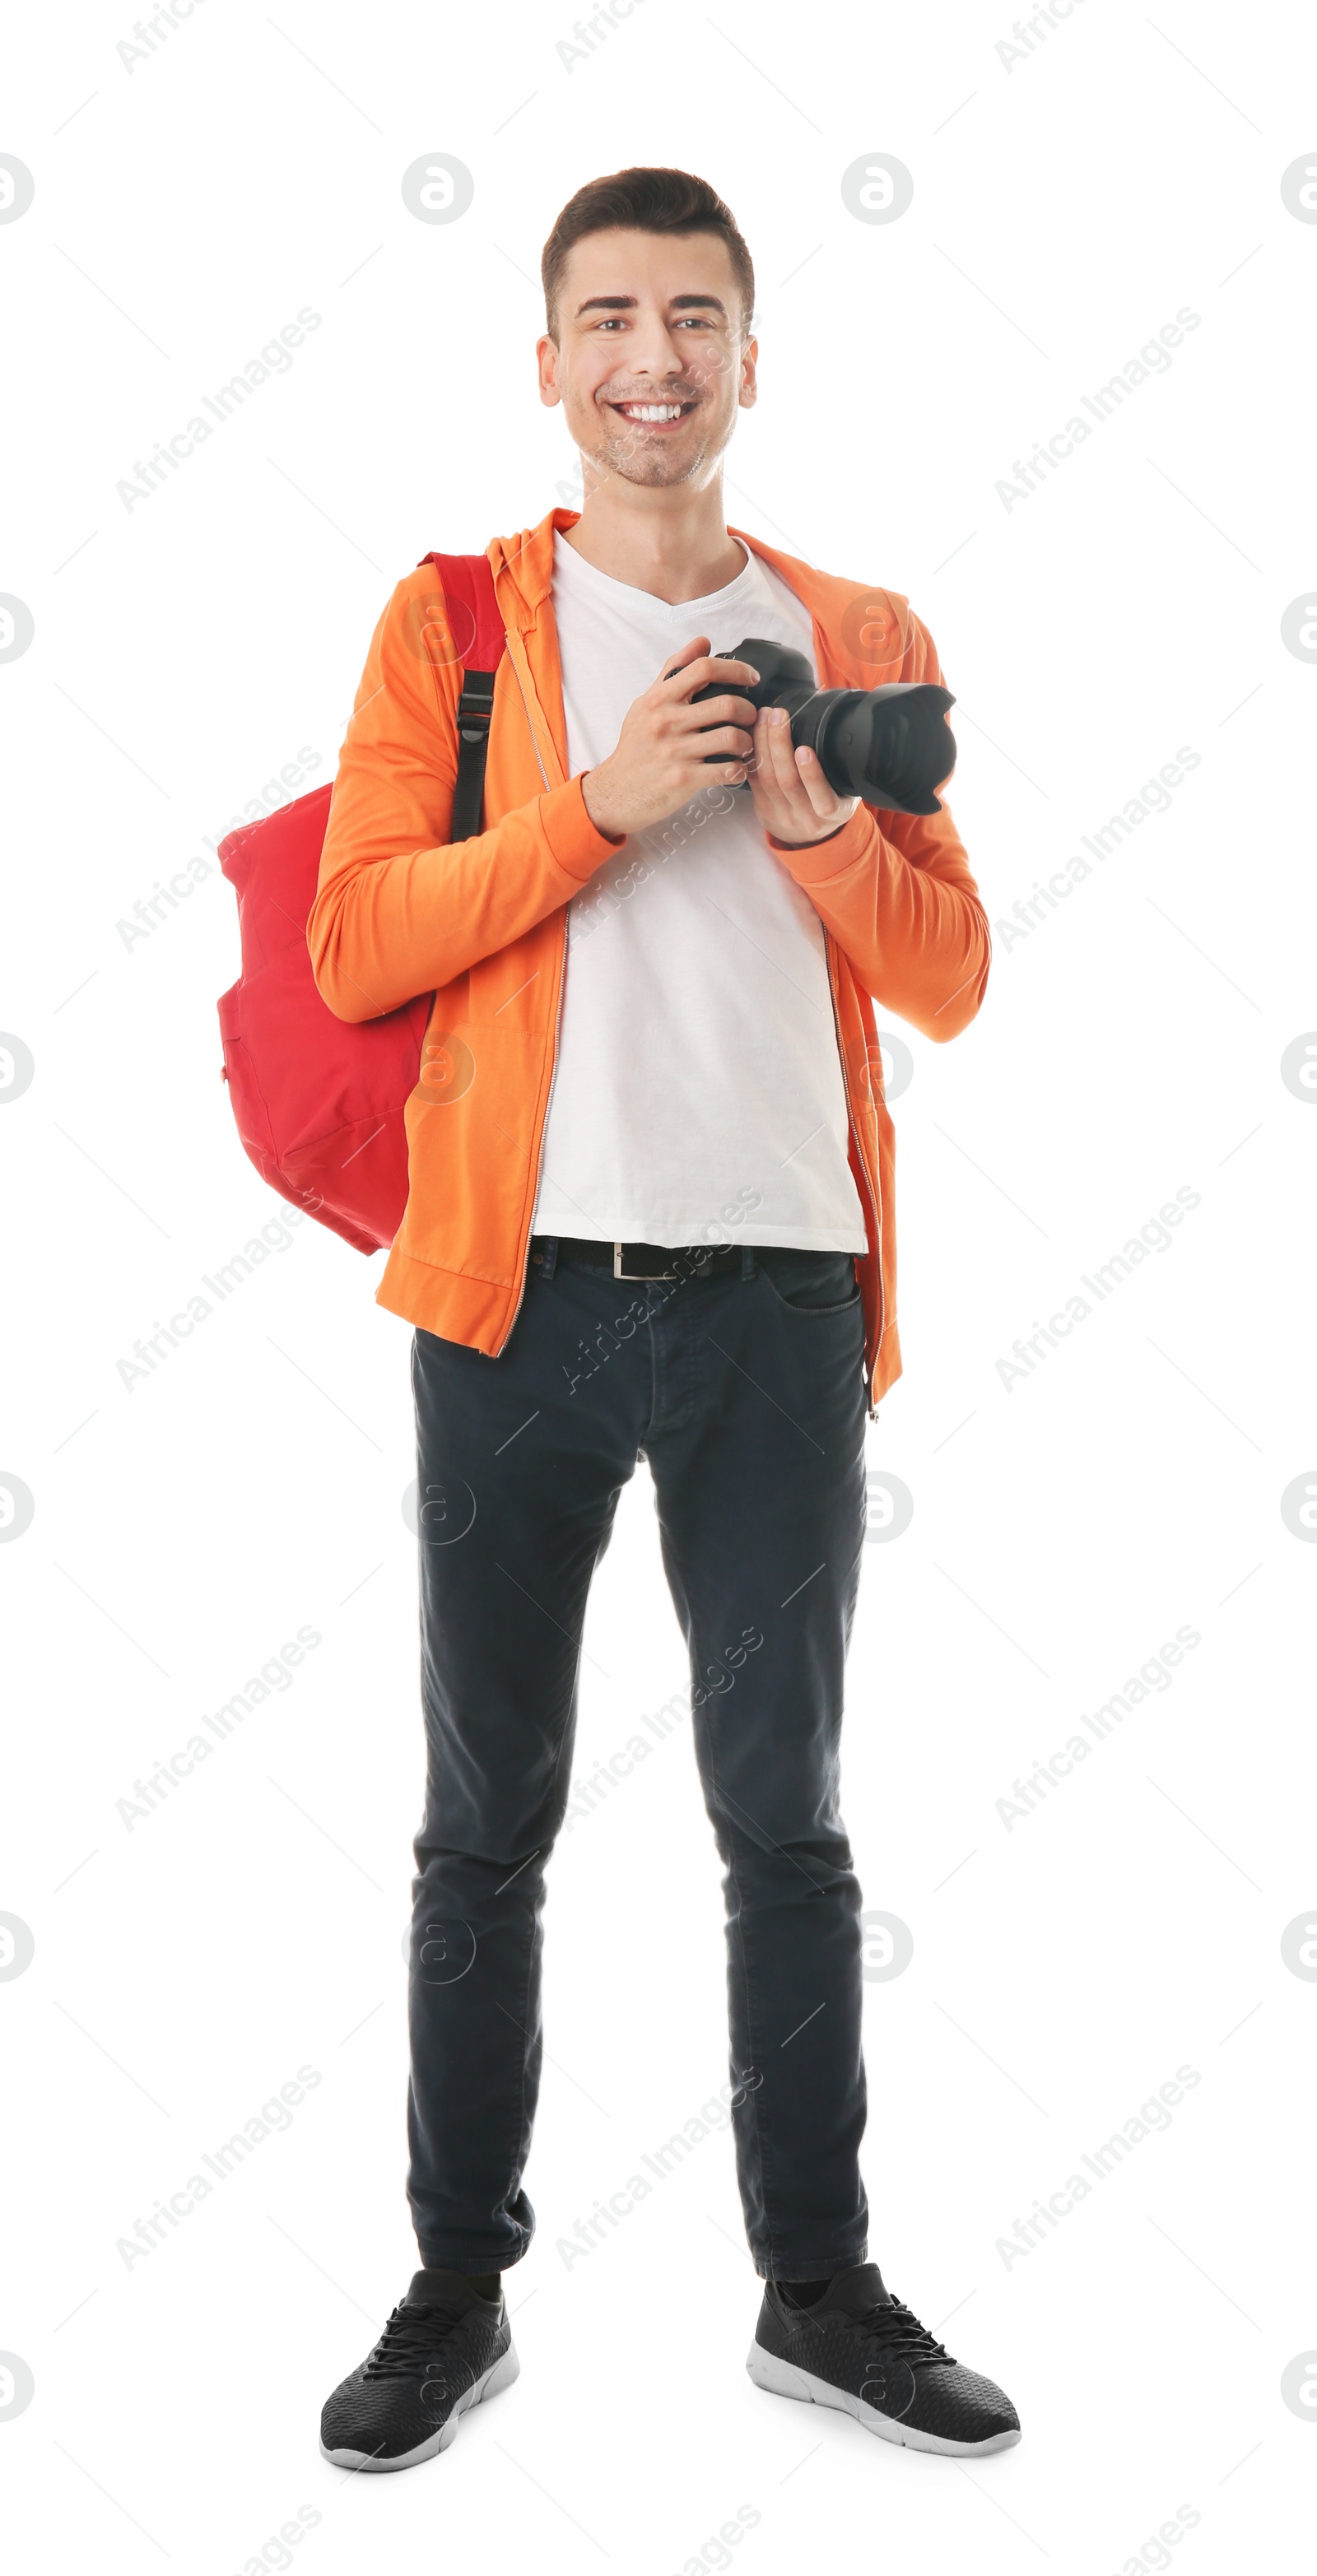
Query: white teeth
xmin=619 ymin=402 xmax=686 ymax=421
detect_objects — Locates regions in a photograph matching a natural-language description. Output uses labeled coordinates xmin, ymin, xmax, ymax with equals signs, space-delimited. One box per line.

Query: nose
xmin=619 ymin=309 xmax=686 ymax=379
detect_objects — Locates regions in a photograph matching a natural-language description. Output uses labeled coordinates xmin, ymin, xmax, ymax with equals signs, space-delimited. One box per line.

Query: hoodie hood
xmin=487 ymin=507 xmax=914 ymax=687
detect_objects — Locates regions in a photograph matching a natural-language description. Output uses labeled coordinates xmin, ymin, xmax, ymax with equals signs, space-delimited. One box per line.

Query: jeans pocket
xmin=759 ymin=1251 xmax=862 ymax=1316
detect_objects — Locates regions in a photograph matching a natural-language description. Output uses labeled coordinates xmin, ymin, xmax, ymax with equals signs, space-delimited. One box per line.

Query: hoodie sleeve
xmin=766 ymin=609 xmax=991 ymax=1041
xmin=307 ymin=578 xmax=622 ymax=1022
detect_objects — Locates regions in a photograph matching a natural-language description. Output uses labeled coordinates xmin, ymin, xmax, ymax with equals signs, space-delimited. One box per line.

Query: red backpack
xmin=216 ymin=552 xmax=505 ymax=1252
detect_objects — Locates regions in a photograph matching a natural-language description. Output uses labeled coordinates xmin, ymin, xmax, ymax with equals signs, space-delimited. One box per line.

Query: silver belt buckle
xmin=613 ymin=1241 xmax=676 ymax=1281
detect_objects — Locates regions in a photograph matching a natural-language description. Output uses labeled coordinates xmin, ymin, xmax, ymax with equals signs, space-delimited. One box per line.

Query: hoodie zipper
xmin=795 ymin=585 xmax=887 ymax=1423
xmin=505 ymin=628 xmax=554 ymax=794
xmin=824 ymin=932 xmax=884 ymax=1421
xmin=491 ymin=919 xmax=570 ymax=1359
xmin=491 ymin=625 xmax=567 ymax=1358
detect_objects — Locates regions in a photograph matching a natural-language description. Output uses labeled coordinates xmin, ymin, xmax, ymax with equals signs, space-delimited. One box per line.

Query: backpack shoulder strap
xmin=416 ymin=551 xmax=507 ymax=841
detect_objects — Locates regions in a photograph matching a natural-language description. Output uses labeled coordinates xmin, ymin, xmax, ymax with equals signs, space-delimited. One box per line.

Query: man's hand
xmin=745 ymin=706 xmax=860 ymax=848
xmin=579 ymin=635 xmax=761 ymax=839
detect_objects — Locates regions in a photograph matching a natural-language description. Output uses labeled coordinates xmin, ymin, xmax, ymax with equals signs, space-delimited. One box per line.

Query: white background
xmin=2 ymin=2 xmax=1315 ymax=2569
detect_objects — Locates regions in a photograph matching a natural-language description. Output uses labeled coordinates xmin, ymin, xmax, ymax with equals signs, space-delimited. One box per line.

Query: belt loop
xmin=537 ymin=1235 xmax=559 ymax=1280
xmin=741 ymin=1244 xmax=757 ymax=1280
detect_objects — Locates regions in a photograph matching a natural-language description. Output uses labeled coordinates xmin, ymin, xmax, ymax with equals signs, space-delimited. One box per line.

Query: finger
xmin=707 ymin=655 xmax=762 ymax=690
xmin=743 ymin=710 xmax=784 ymax=800
xmin=740 ymin=709 xmax=771 ymax=783
xmin=761 ymin=708 xmax=800 ymax=794
xmin=690 ymin=723 xmax=756 ymax=760
xmin=659 ymin=635 xmax=712 ymax=684
xmin=794 ymin=745 xmax=843 ymax=817
xmin=673 ymin=692 xmax=759 ymax=731
xmin=743 ymin=712 xmax=793 ymax=806
xmin=663 ymin=651 xmax=761 ymax=700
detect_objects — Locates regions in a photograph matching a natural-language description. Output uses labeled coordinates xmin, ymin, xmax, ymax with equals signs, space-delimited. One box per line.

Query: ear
xmin=738 ymin=336 xmax=759 ymax=412
xmin=537 ymin=333 xmax=561 ymax=409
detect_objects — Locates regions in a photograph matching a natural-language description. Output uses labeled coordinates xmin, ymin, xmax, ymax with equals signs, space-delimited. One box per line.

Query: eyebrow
xmin=573 ymin=293 xmax=728 ymax=319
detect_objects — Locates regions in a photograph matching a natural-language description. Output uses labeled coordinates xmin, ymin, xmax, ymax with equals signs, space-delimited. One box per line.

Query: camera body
xmin=690 ymin=637 xmax=956 ymax=817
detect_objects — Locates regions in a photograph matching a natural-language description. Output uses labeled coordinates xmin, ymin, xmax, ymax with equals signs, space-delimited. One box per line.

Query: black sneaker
xmin=748 ymin=2262 xmax=1020 ymax=2456
xmin=320 ymin=2269 xmax=519 ymax=2471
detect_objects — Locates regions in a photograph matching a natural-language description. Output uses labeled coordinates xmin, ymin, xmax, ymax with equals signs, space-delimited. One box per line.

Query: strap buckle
xmin=456 ymin=673 xmax=496 ymax=742
xmin=613 ymin=1243 xmax=677 ymax=1281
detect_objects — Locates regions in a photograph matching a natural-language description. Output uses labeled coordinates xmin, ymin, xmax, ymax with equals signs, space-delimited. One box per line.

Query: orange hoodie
xmin=307 ymin=507 xmax=991 ymax=1412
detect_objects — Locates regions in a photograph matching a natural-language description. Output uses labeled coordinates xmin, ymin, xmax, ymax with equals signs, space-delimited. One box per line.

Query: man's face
xmin=538 ymin=226 xmax=756 ymax=492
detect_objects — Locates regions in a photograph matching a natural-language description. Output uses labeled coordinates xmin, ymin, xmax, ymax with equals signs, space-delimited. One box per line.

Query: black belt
xmin=533 ymin=1235 xmax=746 ymax=1282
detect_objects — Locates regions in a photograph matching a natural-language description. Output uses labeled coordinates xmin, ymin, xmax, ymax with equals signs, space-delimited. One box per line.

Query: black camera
xmin=690 ymin=637 xmax=956 ymax=816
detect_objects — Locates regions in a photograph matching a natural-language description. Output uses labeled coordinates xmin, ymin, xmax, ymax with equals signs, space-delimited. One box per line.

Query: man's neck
xmin=561 ymin=472 xmax=746 ymax=605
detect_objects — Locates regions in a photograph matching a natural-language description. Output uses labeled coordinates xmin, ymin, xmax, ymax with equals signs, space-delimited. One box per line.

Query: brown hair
xmin=541 ymin=166 xmax=755 ymax=343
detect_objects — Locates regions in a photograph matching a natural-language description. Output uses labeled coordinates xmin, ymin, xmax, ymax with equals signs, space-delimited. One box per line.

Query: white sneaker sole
xmin=321 ymin=2341 xmax=520 ymax=2471
xmin=746 ymin=2340 xmax=1021 ymax=2457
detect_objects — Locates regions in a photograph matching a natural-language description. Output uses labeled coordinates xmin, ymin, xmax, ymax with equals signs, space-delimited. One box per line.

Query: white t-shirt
xmin=529 ymin=530 xmax=867 ymax=1252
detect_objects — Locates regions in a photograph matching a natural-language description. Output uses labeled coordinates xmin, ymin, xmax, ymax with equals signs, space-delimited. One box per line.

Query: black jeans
xmin=407 ymin=1239 xmax=870 ymax=2281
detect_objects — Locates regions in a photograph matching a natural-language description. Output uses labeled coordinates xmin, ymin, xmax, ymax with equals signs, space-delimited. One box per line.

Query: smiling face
xmin=538 ymin=226 xmax=756 ymax=492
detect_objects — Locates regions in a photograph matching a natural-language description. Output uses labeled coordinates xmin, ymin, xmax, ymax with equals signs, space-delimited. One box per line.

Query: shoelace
xmin=841 ymin=2293 xmax=952 ymax=2371
xmin=362 ymin=2299 xmax=471 ymax=2380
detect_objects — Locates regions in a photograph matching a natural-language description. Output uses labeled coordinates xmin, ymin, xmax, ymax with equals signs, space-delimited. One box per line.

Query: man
xmin=310 ymin=165 xmax=1017 ymax=2469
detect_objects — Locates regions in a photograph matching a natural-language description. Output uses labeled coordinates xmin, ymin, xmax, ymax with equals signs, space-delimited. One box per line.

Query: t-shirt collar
xmin=551 ymin=527 xmax=756 ymax=619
